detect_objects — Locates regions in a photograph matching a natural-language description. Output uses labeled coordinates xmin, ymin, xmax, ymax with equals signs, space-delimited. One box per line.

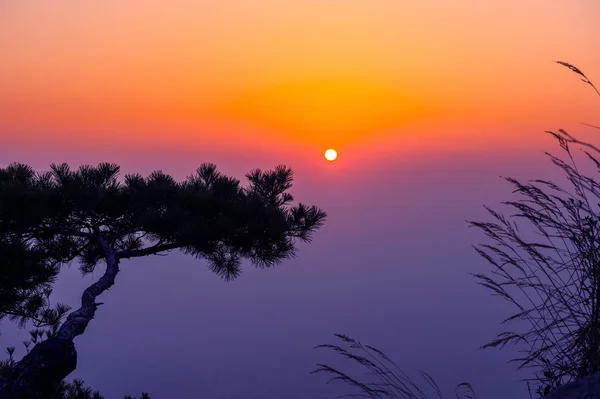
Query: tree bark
xmin=0 ymin=234 xmax=119 ymax=399
xmin=0 ymin=337 xmax=77 ymax=399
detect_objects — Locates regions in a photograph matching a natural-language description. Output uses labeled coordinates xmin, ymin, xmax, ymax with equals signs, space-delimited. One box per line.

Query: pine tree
xmin=0 ymin=162 xmax=326 ymax=398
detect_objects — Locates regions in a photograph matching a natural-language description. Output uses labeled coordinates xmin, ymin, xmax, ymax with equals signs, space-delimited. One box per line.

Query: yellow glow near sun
xmin=210 ymin=78 xmax=428 ymax=146
xmin=324 ymin=149 xmax=338 ymax=162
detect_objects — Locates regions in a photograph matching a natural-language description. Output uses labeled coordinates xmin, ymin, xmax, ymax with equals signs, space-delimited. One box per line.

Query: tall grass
xmin=312 ymin=334 xmax=475 ymax=399
xmin=468 ymin=61 xmax=600 ymax=396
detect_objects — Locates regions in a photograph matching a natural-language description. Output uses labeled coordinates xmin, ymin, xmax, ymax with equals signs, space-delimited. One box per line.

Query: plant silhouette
xmin=470 ymin=61 xmax=600 ymax=397
xmin=0 ymin=162 xmax=326 ymax=398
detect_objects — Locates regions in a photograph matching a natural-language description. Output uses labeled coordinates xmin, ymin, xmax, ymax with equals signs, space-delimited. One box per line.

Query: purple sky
xmin=0 ymin=140 xmax=568 ymax=399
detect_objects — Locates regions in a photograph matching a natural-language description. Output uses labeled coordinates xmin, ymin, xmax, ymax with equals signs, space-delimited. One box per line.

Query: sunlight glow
xmin=324 ymin=149 xmax=338 ymax=162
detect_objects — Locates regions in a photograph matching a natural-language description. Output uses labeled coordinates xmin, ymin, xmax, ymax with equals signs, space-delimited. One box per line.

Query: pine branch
xmin=116 ymin=242 xmax=180 ymax=259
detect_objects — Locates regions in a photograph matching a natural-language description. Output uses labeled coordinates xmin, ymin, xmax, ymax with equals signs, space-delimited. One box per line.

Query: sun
xmin=324 ymin=149 xmax=338 ymax=162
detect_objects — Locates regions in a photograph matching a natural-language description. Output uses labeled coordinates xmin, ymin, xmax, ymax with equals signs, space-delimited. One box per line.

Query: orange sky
xmin=1 ymin=1 xmax=599 ymax=156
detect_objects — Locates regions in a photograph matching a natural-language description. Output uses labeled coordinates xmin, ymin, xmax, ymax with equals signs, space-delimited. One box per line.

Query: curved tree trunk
xmin=0 ymin=234 xmax=119 ymax=399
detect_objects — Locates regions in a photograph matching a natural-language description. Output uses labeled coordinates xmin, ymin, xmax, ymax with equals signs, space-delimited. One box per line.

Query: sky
xmin=1 ymin=1 xmax=600 ymax=398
